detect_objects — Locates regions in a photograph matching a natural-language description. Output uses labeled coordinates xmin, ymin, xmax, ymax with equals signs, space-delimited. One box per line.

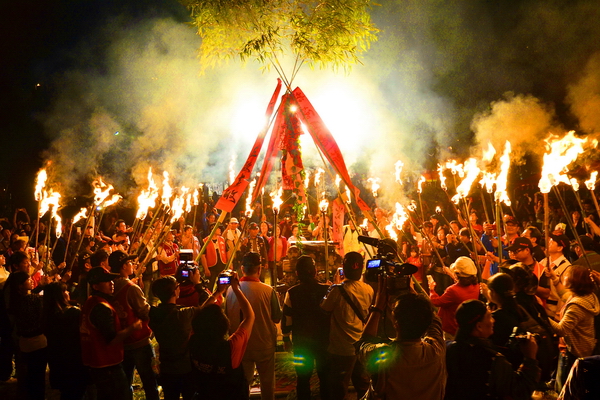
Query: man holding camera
xmin=321 ymin=251 xmax=373 ymax=400
xmin=359 ymin=275 xmax=446 ymax=399
xmin=225 ymin=252 xmax=282 ymax=400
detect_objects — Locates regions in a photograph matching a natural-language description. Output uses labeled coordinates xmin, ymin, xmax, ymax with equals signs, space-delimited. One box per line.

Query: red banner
xmin=215 ymin=79 xmax=282 ymax=212
xmin=332 ymin=198 xmax=345 ymax=254
xmin=290 ymin=88 xmax=371 ymax=212
xmin=280 ymin=98 xmax=307 ymax=204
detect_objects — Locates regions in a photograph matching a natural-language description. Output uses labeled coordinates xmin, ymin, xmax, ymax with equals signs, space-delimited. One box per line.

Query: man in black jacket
xmin=282 ymin=255 xmax=330 ymax=400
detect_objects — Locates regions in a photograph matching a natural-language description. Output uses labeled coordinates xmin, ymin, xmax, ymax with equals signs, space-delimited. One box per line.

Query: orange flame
xmin=538 ymin=131 xmax=588 ymax=194
xmin=451 ymin=158 xmax=481 ymax=204
xmin=34 ymin=169 xmax=47 ymax=202
xmin=345 ymin=186 xmax=351 ymax=204
xmin=367 ymin=177 xmax=380 ymax=197
xmin=304 ymin=170 xmax=311 ymax=188
xmin=72 ymin=207 xmax=88 ymax=225
xmin=136 ymin=168 xmax=159 ymax=220
xmin=479 ymin=172 xmax=496 ymax=194
xmin=395 ymin=160 xmax=404 ymax=185
xmin=192 ymin=186 xmax=200 ymax=206
xmin=437 ymin=163 xmax=447 ymax=190
xmin=392 ymin=202 xmax=409 ymax=230
xmin=162 ymin=171 xmax=172 ymax=207
xmin=102 ymin=194 xmax=122 ymax=208
xmin=435 ymin=206 xmax=442 ymax=213
xmin=335 ymin=174 xmax=341 ymax=189
xmin=494 ymin=141 xmax=512 ymax=206
xmin=270 ymin=187 xmax=283 ymax=213
xmin=229 ymin=154 xmax=236 ymax=185
xmin=482 ymin=141 xmax=496 ymax=163
xmin=319 ymin=194 xmax=329 ymax=212
xmin=93 ymin=178 xmax=113 ymax=206
xmin=445 ymin=160 xmax=465 ymax=177
xmin=570 ymin=178 xmax=580 ymax=192
xmin=314 ymin=168 xmax=324 ymax=187
xmin=360 ymin=218 xmax=368 ymax=230
xmin=245 ymin=179 xmax=257 ymax=217
xmin=585 ymin=171 xmax=598 ymax=191
xmin=417 ymin=175 xmax=426 ymax=193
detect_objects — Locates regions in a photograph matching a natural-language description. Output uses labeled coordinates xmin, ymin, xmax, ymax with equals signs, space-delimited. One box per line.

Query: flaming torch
xmin=585 ymin=171 xmax=600 ymax=217
xmin=270 ymin=187 xmax=283 ymax=287
xmin=367 ymin=177 xmax=381 ymax=198
xmin=319 ymin=194 xmax=330 ymax=281
xmin=34 ymin=168 xmax=48 ymax=249
xmin=417 ymin=175 xmax=426 ymax=224
xmin=538 ymin=131 xmax=590 ymax=268
xmin=395 ymin=160 xmax=404 ymax=185
xmin=63 ymin=207 xmax=88 ymax=263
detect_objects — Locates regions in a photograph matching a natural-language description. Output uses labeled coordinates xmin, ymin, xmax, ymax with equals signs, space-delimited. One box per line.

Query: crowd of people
xmin=1 ymin=187 xmax=600 ymax=400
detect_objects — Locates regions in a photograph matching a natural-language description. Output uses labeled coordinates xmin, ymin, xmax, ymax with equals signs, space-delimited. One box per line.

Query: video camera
xmin=176 ymin=249 xmax=198 ymax=284
xmin=358 ymin=235 xmax=418 ymax=296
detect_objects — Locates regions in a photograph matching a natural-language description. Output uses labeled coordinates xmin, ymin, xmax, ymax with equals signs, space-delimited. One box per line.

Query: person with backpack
xmin=321 ymin=251 xmax=373 ymax=400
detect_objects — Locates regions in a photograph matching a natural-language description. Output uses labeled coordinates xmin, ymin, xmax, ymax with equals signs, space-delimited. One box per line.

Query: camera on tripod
xmin=358 ymin=235 xmax=418 ymax=296
xmin=176 ymin=249 xmax=198 ymax=284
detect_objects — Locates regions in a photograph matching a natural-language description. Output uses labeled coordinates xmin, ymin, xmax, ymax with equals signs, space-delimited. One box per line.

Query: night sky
xmin=2 ymin=0 xmax=600 ymax=215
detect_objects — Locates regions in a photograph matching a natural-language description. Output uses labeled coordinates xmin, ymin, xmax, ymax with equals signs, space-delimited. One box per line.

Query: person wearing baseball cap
xmin=539 ymin=234 xmax=572 ymax=319
xmin=503 ymin=215 xmax=521 ymax=245
xmin=506 ymin=237 xmax=547 ymax=303
xmin=429 ymin=256 xmax=480 ymax=339
xmin=572 ymin=235 xmax=600 ymax=272
xmin=80 ymin=267 xmax=142 ymax=400
xmin=109 ymin=250 xmax=159 ymax=400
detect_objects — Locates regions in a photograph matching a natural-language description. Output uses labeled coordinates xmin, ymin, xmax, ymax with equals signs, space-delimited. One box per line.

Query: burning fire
xmin=437 ymin=164 xmax=447 ymax=190
xmin=72 ymin=208 xmax=88 ymax=225
xmin=482 ymin=142 xmax=496 ymax=163
xmin=360 ymin=218 xmax=368 ymax=230
xmin=270 ymin=187 xmax=283 ymax=213
xmin=417 ymin=175 xmax=426 ymax=193
xmin=494 ymin=141 xmax=512 ymax=206
xmin=319 ymin=194 xmax=329 ymax=212
xmin=102 ymin=194 xmax=122 ymax=208
xmin=304 ymin=170 xmax=310 ymax=188
xmin=162 ymin=171 xmax=172 ymax=207
xmin=435 ymin=206 xmax=442 ymax=213
xmin=451 ymin=158 xmax=481 ymax=204
xmin=367 ymin=177 xmax=380 ymax=197
xmin=335 ymin=174 xmax=341 ymax=189
xmin=35 ymin=169 xmax=47 ymax=202
xmin=245 ymin=179 xmax=257 ymax=217
xmin=395 ymin=160 xmax=404 ymax=185
xmin=93 ymin=178 xmax=113 ymax=206
xmin=538 ymin=131 xmax=589 ymax=194
xmin=585 ymin=171 xmax=598 ymax=191
xmin=136 ymin=168 xmax=159 ymax=220
xmin=170 ymin=192 xmax=185 ymax=223
xmin=445 ymin=160 xmax=465 ymax=177
xmin=314 ymin=168 xmax=325 ymax=187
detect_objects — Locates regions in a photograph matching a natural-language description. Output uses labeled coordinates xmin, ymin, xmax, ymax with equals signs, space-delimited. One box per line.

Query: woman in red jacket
xmin=428 ymin=256 xmax=480 ymax=340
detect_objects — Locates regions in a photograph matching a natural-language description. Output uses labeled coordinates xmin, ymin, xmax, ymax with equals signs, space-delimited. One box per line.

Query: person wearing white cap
xmin=224 ymin=217 xmax=242 ymax=268
xmin=429 ymin=256 xmax=480 ymax=340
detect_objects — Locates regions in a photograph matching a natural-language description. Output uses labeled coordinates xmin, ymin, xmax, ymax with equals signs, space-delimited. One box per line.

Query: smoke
xmin=471 ymin=93 xmax=561 ymax=163
xmin=39 ymin=0 xmax=600 ymax=209
xmin=567 ymin=52 xmax=600 ymax=135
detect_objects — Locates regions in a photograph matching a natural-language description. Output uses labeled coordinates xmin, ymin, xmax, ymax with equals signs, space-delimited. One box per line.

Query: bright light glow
xmin=585 ymin=171 xmax=598 ymax=191
xmin=539 ymin=131 xmax=589 ymax=193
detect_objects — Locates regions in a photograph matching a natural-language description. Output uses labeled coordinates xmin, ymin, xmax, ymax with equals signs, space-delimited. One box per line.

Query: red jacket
xmin=113 ymin=280 xmax=152 ymax=348
xmin=159 ymin=242 xmax=179 ymax=276
xmin=203 ymin=236 xmax=227 ymax=268
xmin=80 ymin=295 xmax=123 ymax=368
xmin=430 ymin=283 xmax=480 ymax=335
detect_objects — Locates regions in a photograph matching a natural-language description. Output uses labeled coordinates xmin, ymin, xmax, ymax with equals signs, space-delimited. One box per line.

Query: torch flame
xmin=319 ymin=195 xmax=329 ymax=213
xmin=314 ymin=168 xmax=325 ymax=187
xmin=417 ymin=175 xmax=426 ymax=193
xmin=445 ymin=160 xmax=465 ymax=178
xmin=170 ymin=193 xmax=185 ymax=224
xmin=395 ymin=160 xmax=404 ymax=185
xmin=570 ymin=178 xmax=580 ymax=192
xmin=304 ymin=170 xmax=311 ymax=188
xmin=392 ymin=202 xmax=409 ymax=230
xmin=93 ymin=178 xmax=113 ymax=206
xmin=229 ymin=154 xmax=236 ymax=185
xmin=451 ymin=158 xmax=481 ymax=204
xmin=136 ymin=167 xmax=159 ymax=220
xmin=345 ymin=186 xmax=351 ymax=204
xmin=494 ymin=141 xmax=512 ymax=206
xmin=335 ymin=174 xmax=341 ymax=189
xmin=162 ymin=171 xmax=172 ymax=207
xmin=270 ymin=187 xmax=283 ymax=213
xmin=34 ymin=169 xmax=47 ymax=202
xmin=538 ymin=131 xmax=589 ymax=194
xmin=436 ymin=206 xmax=442 ymax=213
xmin=367 ymin=177 xmax=380 ymax=197
xmin=72 ymin=208 xmax=88 ymax=225
xmin=386 ymin=224 xmax=398 ymax=241
xmin=585 ymin=171 xmax=598 ymax=191
xmin=482 ymin=141 xmax=497 ymax=163
xmin=437 ymin=164 xmax=447 ymax=190
xmin=479 ymin=172 xmax=497 ymax=194
xmin=102 ymin=194 xmax=122 ymax=208
xmin=245 ymin=179 xmax=257 ymax=217
xmin=193 ymin=187 xmax=199 ymax=206
xmin=360 ymin=218 xmax=368 ymax=230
